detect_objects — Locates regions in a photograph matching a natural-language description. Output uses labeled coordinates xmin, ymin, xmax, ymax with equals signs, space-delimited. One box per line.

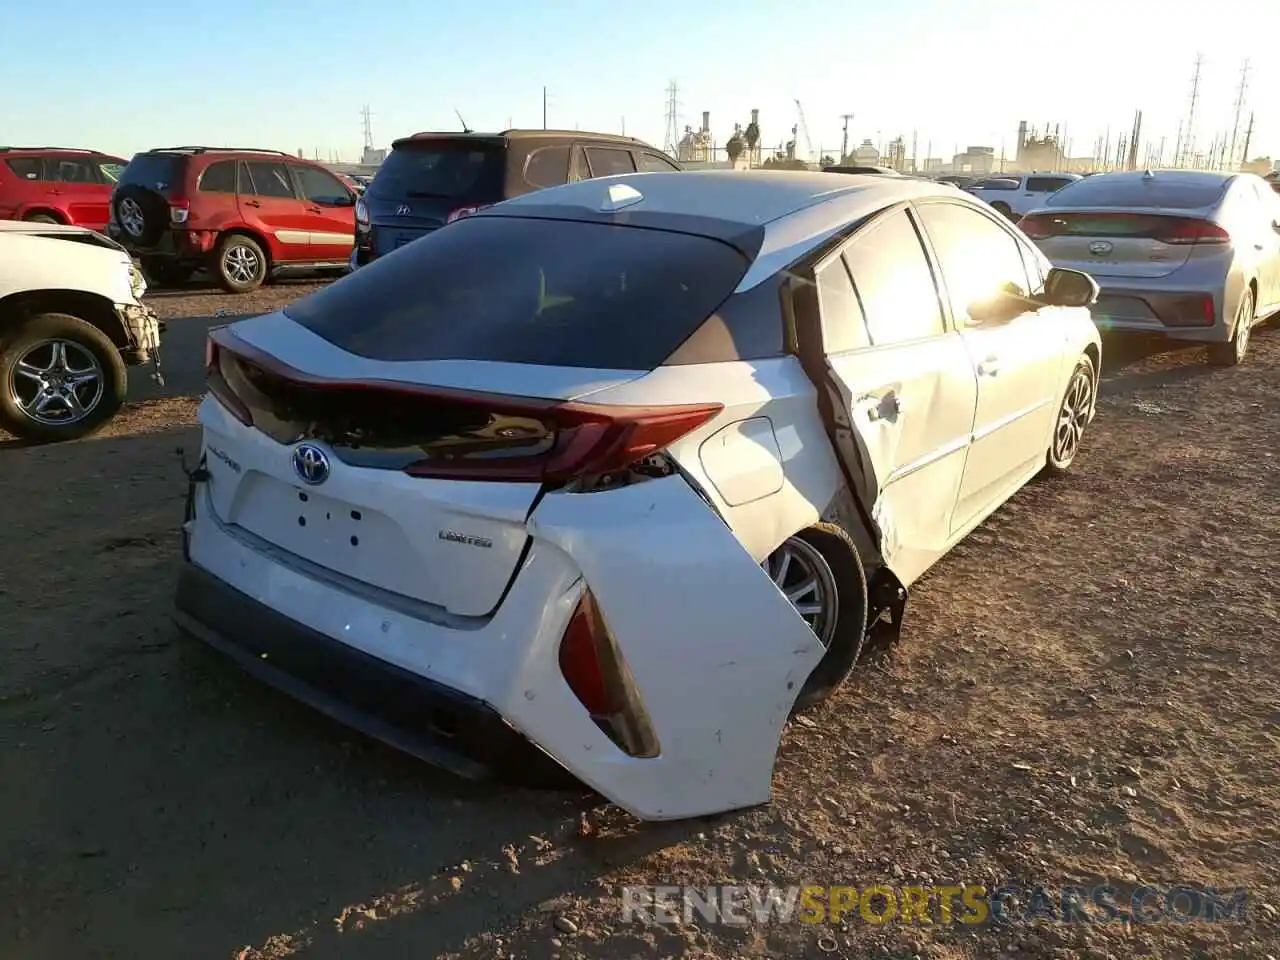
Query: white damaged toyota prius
xmin=176 ymin=170 xmax=1102 ymax=821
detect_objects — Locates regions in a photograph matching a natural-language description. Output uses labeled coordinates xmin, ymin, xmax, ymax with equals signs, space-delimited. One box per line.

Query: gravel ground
xmin=1 ymin=283 xmax=1277 ymax=959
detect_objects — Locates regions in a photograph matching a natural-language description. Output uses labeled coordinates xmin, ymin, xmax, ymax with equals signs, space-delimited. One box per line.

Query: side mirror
xmin=966 ymin=282 xmax=1040 ymax=326
xmin=1042 ymin=267 xmax=1099 ymax=308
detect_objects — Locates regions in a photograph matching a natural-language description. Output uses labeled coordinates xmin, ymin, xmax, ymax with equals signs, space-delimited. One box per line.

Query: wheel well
xmin=0 ymin=290 xmax=128 ymax=349
xmin=218 ymin=229 xmax=272 ymax=268
xmin=21 ymin=208 xmax=66 ymax=224
xmin=1083 ymin=342 xmax=1100 ymax=374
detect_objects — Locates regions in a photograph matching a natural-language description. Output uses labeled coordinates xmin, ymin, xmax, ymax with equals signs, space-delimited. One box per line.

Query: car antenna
xmin=455 ymin=109 xmax=471 ymax=134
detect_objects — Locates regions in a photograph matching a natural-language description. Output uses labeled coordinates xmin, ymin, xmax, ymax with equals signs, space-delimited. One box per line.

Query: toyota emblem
xmin=1088 ymin=240 xmax=1113 ymax=256
xmin=396 ymin=204 xmax=412 ymax=216
xmin=292 ymin=443 xmax=331 ymax=485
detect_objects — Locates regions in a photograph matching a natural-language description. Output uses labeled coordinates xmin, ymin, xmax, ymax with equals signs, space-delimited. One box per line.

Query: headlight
xmin=129 ymin=262 xmax=147 ymax=299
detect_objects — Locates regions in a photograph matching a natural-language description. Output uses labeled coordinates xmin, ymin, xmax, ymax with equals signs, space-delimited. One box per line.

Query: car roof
xmin=0 ymin=221 xmax=100 ymax=236
xmin=487 ymin=169 xmax=971 ymax=290
xmin=0 ymin=146 xmax=117 ymax=158
xmin=392 ymin=129 xmax=646 ymax=149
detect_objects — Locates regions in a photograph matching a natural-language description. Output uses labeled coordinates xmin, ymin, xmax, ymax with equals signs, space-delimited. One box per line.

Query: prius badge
xmin=292 ymin=443 xmax=331 ymax=485
xmin=1088 ymin=240 xmax=1113 ymax=256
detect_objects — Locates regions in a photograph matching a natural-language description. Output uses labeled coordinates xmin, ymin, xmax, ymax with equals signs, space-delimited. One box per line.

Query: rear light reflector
xmin=1159 ymin=293 xmax=1217 ymax=327
xmin=1017 ymin=214 xmax=1052 ymax=240
xmin=558 ymin=589 xmax=659 ymax=758
xmin=446 ymin=204 xmax=492 ymax=224
xmin=1153 ymin=218 xmax=1230 ymax=245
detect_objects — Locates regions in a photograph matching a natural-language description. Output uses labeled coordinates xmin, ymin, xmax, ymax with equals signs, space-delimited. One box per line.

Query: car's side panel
xmin=588 ymin=357 xmax=844 ymax=564
xmin=527 ymin=475 xmax=825 ymax=820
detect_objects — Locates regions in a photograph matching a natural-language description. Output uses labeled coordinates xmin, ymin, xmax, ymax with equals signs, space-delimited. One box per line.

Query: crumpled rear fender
xmin=521 ymin=474 xmax=825 ymax=821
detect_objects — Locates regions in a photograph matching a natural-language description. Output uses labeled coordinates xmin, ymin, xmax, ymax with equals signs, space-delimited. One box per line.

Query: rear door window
xmin=523 ymin=145 xmax=571 ymax=188
xmin=1025 ymin=176 xmax=1073 ymax=193
xmin=842 ymin=209 xmax=945 ymax=346
xmin=284 ymin=215 xmax=753 ymax=370
xmin=4 ymin=158 xmax=43 ymax=181
xmin=243 ymin=161 xmax=296 ymax=199
xmin=568 ymin=147 xmax=589 ymax=182
xmin=584 ymin=147 xmax=636 ymax=178
xmin=198 ymin=160 xmax=237 ymax=194
xmin=292 ymin=165 xmax=350 ymax=204
xmin=815 ymin=253 xmax=868 ymax=354
xmin=50 ymin=158 xmax=99 ymax=184
xmin=367 ymin=141 xmax=505 ymax=202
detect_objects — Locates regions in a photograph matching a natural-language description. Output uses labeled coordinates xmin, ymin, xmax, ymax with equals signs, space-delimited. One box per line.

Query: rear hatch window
xmin=285 ymin=215 xmax=752 ymax=370
xmin=1045 ymin=174 xmax=1228 ymax=209
xmin=115 ymin=153 xmax=185 ymax=198
xmin=366 ymin=140 xmax=506 ymax=204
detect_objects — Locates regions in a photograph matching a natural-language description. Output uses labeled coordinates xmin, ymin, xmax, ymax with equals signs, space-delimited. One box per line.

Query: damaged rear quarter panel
xmin=526 ymin=474 xmax=825 ymax=821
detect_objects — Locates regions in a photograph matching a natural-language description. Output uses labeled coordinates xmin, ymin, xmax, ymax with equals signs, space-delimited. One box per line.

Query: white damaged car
xmin=176 ymin=171 xmax=1101 ymax=820
xmin=0 ymin=221 xmax=163 ymax=442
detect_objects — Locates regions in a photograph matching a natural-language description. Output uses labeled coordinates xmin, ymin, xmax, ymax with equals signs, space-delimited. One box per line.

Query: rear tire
xmin=113 ymin=185 xmax=168 ymax=246
xmin=23 ymin=213 xmax=59 ymax=224
xmin=0 ymin=312 xmax=127 ymax=443
xmin=214 ymin=234 xmax=268 ymax=293
xmin=142 ymin=258 xmax=194 ymax=288
xmin=1207 ymin=289 xmax=1254 ymax=367
xmin=766 ymin=523 xmax=868 ymax=711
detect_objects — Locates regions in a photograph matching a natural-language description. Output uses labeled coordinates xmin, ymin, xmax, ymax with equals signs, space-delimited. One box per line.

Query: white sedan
xmin=176 ymin=170 xmax=1101 ymax=821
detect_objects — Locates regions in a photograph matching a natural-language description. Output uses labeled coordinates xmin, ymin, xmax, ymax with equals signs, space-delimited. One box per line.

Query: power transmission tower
xmin=1126 ymin=110 xmax=1142 ymax=171
xmin=1179 ymin=53 xmax=1203 ymax=168
xmin=662 ymin=81 xmax=681 ymax=156
xmin=839 ymin=113 xmax=853 ymax=162
xmin=543 ymin=87 xmax=548 ymax=129
xmin=1228 ymin=59 xmax=1250 ymax=170
xmin=1240 ymin=111 xmax=1255 ymax=167
xmin=360 ymin=104 xmax=374 ymax=151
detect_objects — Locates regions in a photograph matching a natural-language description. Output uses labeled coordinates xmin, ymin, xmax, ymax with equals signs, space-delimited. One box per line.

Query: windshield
xmin=1045 ymin=173 xmax=1229 ymax=210
xmin=284 ymin=215 xmax=752 ymax=370
xmin=366 ymin=141 xmax=505 ymax=202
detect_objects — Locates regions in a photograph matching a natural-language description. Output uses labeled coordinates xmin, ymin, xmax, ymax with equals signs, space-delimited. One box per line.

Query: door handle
xmin=243 ymin=199 xmax=262 ymax=208
xmin=978 ymin=357 xmax=1001 ymax=377
xmin=859 ymin=392 xmax=901 ymax=422
xmin=306 ymin=206 xmax=322 ymax=214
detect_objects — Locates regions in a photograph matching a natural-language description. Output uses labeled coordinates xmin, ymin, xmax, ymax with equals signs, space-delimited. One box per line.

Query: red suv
xmin=0 ymin=147 xmax=127 ymax=231
xmin=107 ymin=147 xmax=356 ymax=292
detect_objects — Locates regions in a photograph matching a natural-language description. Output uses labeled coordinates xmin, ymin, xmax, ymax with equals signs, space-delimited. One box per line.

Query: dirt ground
xmin=1 ymin=282 xmax=1277 ymax=960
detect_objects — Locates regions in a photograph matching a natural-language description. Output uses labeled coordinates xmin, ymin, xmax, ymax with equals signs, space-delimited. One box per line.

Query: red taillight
xmin=204 ymin=336 xmax=253 ymax=425
xmin=557 ymin=590 xmax=659 ymax=758
xmin=402 ymin=398 xmax=722 ymax=484
xmin=169 ymin=199 xmax=190 ymax=225
xmin=446 ymin=204 xmax=491 ymax=223
xmin=1153 ymin=218 xmax=1230 ymax=245
xmin=1017 ymin=214 xmax=1052 ymax=240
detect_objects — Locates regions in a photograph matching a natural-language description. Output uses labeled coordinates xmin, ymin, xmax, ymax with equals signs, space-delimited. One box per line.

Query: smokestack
xmin=702 ymin=111 xmax=710 ymax=133
xmin=751 ymin=108 xmax=759 ymax=124
xmin=1017 ymin=121 xmax=1027 ymax=149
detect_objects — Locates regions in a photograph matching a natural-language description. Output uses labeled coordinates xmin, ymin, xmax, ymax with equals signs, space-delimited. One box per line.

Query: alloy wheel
xmin=119 ymin=197 xmax=145 ymax=238
xmin=764 ymin=536 xmax=839 ymax=648
xmin=8 ymin=339 xmax=104 ymax=425
xmin=1053 ymin=366 xmax=1093 ymax=465
xmin=222 ymin=244 xmax=261 ymax=285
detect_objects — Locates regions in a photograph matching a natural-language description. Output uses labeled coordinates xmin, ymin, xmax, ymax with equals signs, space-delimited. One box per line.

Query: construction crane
xmin=794 ymin=99 xmax=815 ymax=165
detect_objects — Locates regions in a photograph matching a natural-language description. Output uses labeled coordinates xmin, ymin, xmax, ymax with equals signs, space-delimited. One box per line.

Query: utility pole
xmin=1127 ymin=110 xmax=1142 ymax=171
xmin=911 ymin=129 xmax=918 ymax=173
xmin=839 ymin=113 xmax=853 ymax=161
xmin=542 ymin=86 xmax=548 ymax=129
xmin=1179 ymin=53 xmax=1203 ymax=168
xmin=1240 ymin=111 xmax=1255 ymax=168
xmin=1229 ymin=59 xmax=1250 ymax=170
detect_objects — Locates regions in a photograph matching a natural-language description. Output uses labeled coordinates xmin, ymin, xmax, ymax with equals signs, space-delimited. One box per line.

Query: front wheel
xmin=1042 ymin=354 xmax=1096 ymax=475
xmin=765 ymin=523 xmax=868 ymax=710
xmin=23 ymin=213 xmax=59 ymax=224
xmin=0 ymin=313 xmax=128 ymax=443
xmin=214 ymin=234 xmax=268 ymax=293
xmin=1207 ymin=289 xmax=1254 ymax=367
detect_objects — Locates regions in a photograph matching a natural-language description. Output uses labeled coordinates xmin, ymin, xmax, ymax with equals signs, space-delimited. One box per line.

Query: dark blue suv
xmin=352 ymin=129 xmax=680 ymax=268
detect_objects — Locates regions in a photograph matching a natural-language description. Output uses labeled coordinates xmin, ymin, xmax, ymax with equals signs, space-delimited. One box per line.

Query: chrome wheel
xmin=764 ymin=535 xmax=839 ymax=648
xmin=119 ymin=197 xmax=145 ymax=238
xmin=8 ymin=339 xmax=104 ymax=426
xmin=1234 ymin=296 xmax=1253 ymax=363
xmin=222 ymin=243 xmax=261 ymax=285
xmin=1053 ymin=365 xmax=1093 ymax=466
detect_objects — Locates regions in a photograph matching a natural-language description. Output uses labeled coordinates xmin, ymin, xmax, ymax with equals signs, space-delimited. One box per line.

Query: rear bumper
xmin=174 ymin=560 xmax=575 ymax=786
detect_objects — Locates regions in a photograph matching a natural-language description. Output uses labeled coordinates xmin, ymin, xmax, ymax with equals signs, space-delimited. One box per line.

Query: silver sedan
xmin=1018 ymin=169 xmax=1280 ymax=365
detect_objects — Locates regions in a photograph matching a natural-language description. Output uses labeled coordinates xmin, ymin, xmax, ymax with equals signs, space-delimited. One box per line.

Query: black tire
xmin=990 ymin=201 xmax=1013 ymax=219
xmin=769 ymin=522 xmax=869 ymax=711
xmin=141 ymin=258 xmax=194 ymax=288
xmin=23 ymin=213 xmax=60 ymax=224
xmin=1041 ymin=353 xmax=1096 ymax=476
xmin=214 ymin=233 xmax=268 ymax=293
xmin=0 ymin=313 xmax=127 ymax=443
xmin=113 ymin=185 xmax=169 ymax=247
xmin=1207 ymin=288 xmax=1254 ymax=367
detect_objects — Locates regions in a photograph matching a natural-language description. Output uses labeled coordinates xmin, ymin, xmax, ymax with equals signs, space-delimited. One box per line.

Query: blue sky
xmin=4 ymin=0 xmax=1276 ymax=165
